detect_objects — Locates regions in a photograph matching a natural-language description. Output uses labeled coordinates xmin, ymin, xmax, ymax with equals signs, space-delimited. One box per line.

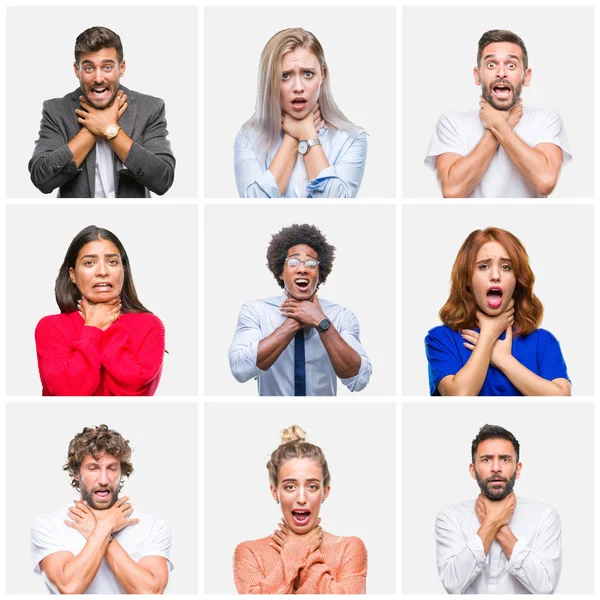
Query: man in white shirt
xmin=435 ymin=424 xmax=561 ymax=594
xmin=31 ymin=424 xmax=172 ymax=594
xmin=425 ymin=30 xmax=571 ymax=198
xmin=229 ymin=223 xmax=371 ymax=395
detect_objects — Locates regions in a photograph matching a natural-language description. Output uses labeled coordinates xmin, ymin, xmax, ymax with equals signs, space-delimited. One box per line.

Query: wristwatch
xmin=104 ymin=124 xmax=121 ymax=140
xmin=298 ymin=138 xmax=321 ymax=155
xmin=317 ymin=318 xmax=331 ymax=332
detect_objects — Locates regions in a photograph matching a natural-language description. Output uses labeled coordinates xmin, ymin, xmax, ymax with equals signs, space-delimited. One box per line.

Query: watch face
xmin=319 ymin=319 xmax=330 ymax=331
xmin=298 ymin=141 xmax=308 ymax=155
xmin=106 ymin=125 xmax=118 ymax=138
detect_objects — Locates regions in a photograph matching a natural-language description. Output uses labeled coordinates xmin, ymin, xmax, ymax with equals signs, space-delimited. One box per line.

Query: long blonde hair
xmin=246 ymin=28 xmax=361 ymax=151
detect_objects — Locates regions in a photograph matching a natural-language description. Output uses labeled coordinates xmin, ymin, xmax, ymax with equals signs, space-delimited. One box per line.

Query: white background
xmin=402 ymin=401 xmax=594 ymax=594
xmin=204 ymin=204 xmax=396 ymax=396
xmin=204 ymin=402 xmax=396 ymax=594
xmin=6 ymin=204 xmax=198 ymax=396
xmin=402 ymin=5 xmax=594 ymax=198
xmin=402 ymin=204 xmax=594 ymax=396
xmin=6 ymin=6 xmax=198 ymax=198
xmin=5 ymin=401 xmax=198 ymax=594
xmin=203 ymin=6 xmax=397 ymax=198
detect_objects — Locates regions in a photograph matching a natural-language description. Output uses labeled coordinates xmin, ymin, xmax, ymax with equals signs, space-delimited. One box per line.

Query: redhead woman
xmin=233 ymin=426 xmax=367 ymax=594
xmin=425 ymin=228 xmax=570 ymax=396
xmin=234 ymin=28 xmax=367 ymax=198
xmin=35 ymin=225 xmax=165 ymax=396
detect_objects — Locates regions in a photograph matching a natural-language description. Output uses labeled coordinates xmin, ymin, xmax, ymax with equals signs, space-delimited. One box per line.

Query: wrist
xmin=490 ymin=118 xmax=511 ymax=141
xmin=301 ymin=127 xmax=318 ymax=141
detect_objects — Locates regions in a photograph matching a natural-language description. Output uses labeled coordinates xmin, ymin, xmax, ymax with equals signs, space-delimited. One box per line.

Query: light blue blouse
xmin=234 ymin=124 xmax=367 ymax=198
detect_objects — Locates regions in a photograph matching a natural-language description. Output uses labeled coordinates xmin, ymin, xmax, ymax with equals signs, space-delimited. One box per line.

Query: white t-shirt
xmin=425 ymin=106 xmax=572 ymax=198
xmin=94 ymin=138 xmax=116 ymax=198
xmin=31 ymin=505 xmax=173 ymax=594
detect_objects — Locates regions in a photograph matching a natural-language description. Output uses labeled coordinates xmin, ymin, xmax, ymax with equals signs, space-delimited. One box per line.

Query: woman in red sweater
xmin=233 ymin=425 xmax=367 ymax=594
xmin=35 ymin=225 xmax=165 ymax=396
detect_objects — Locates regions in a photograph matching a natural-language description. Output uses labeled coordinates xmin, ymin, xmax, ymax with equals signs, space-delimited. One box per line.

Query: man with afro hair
xmin=229 ymin=223 xmax=371 ymax=395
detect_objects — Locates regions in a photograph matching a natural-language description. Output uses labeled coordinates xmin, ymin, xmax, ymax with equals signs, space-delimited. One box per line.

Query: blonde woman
xmin=234 ymin=28 xmax=367 ymax=198
xmin=233 ymin=426 xmax=367 ymax=594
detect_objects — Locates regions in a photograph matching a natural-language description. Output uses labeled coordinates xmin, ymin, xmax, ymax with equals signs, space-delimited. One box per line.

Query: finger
xmin=123 ymin=518 xmax=140 ymax=528
xmin=463 ymin=342 xmax=475 ymax=351
xmin=64 ymin=519 xmax=76 ymax=529
xmin=116 ymin=496 xmax=129 ymax=506
xmin=461 ymin=333 xmax=478 ymax=344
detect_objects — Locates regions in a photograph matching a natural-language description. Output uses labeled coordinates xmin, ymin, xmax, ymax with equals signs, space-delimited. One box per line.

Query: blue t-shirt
xmin=425 ymin=325 xmax=570 ymax=396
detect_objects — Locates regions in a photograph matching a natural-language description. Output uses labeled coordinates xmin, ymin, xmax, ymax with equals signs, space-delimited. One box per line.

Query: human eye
xmin=306 ymin=260 xmax=318 ymax=269
xmin=104 ymin=64 xmax=113 ymax=71
xmin=308 ymin=483 xmax=320 ymax=491
xmin=502 ymin=456 xmax=511 ymax=462
xmin=478 ymin=264 xmax=489 ymax=270
xmin=501 ymin=263 xmax=512 ymax=271
xmin=108 ymin=259 xmax=120 ymax=266
xmin=486 ymin=61 xmax=496 ymax=69
xmin=84 ymin=66 xmax=93 ymax=73
xmin=304 ymin=71 xmax=314 ymax=78
xmin=282 ymin=73 xmax=291 ymax=81
xmin=508 ymin=62 xmax=516 ymax=69
xmin=287 ymin=258 xmax=299 ymax=267
xmin=481 ymin=457 xmax=490 ymax=462
xmin=83 ymin=260 xmax=95 ymax=267
xmin=284 ymin=483 xmax=296 ymax=491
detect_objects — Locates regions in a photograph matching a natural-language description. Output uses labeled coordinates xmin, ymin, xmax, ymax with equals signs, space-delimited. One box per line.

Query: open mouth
xmin=291 ymin=509 xmax=311 ymax=526
xmin=89 ymin=86 xmax=111 ymax=100
xmin=93 ymin=282 xmax=113 ymax=291
xmin=294 ymin=278 xmax=310 ymax=292
xmin=93 ymin=488 xmax=112 ymax=501
xmin=486 ymin=287 xmax=503 ymax=309
xmin=491 ymin=82 xmax=512 ymax=100
xmin=291 ymin=98 xmax=308 ymax=111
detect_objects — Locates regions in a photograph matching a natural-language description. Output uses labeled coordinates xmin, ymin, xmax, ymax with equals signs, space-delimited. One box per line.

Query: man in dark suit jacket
xmin=29 ymin=26 xmax=175 ymax=198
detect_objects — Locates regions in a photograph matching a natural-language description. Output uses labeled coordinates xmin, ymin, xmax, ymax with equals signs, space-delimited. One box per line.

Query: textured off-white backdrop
xmin=204 ymin=5 xmax=397 ymax=198
xmin=402 ymin=401 xmax=594 ymax=594
xmin=402 ymin=5 xmax=594 ymax=198
xmin=402 ymin=204 xmax=594 ymax=396
xmin=204 ymin=402 xmax=396 ymax=594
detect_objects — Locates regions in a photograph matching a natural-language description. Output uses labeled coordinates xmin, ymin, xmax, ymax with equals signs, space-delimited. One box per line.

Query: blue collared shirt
xmin=229 ymin=293 xmax=372 ymax=396
xmin=234 ymin=124 xmax=367 ymax=198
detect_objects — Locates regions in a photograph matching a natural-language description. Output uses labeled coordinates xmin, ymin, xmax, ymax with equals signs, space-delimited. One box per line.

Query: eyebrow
xmin=282 ymin=66 xmax=316 ymax=74
xmin=288 ymin=253 xmax=318 ymax=260
xmin=82 ymin=59 xmax=116 ymax=65
xmin=483 ymin=53 xmax=521 ymax=63
xmin=479 ymin=454 xmax=513 ymax=460
xmin=80 ymin=253 xmax=120 ymax=260
xmin=476 ymin=257 xmax=512 ymax=264
xmin=280 ymin=478 xmax=321 ymax=483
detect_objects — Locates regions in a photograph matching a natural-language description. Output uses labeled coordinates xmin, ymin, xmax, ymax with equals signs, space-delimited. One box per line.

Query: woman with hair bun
xmin=233 ymin=425 xmax=367 ymax=594
xmin=425 ymin=227 xmax=571 ymax=396
xmin=35 ymin=225 xmax=165 ymax=396
xmin=234 ymin=28 xmax=367 ymax=198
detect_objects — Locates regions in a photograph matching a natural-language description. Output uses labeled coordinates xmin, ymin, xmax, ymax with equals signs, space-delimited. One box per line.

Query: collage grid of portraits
xmin=0 ymin=0 xmax=599 ymax=598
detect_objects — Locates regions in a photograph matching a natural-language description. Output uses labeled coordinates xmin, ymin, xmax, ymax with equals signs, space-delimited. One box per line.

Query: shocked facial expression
xmin=471 ymin=241 xmax=516 ymax=316
xmin=74 ymin=47 xmax=126 ymax=109
xmin=77 ymin=452 xmax=122 ymax=509
xmin=279 ymin=244 xmax=320 ymax=301
xmin=279 ymin=47 xmax=323 ymax=119
xmin=474 ymin=42 xmax=531 ymax=110
xmin=69 ymin=238 xmax=124 ymax=304
xmin=469 ymin=438 xmax=521 ymax=500
xmin=271 ymin=457 xmax=330 ymax=534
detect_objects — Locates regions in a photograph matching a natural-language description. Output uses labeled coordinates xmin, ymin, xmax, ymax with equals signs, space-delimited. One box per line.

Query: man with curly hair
xmin=229 ymin=223 xmax=371 ymax=395
xmin=30 ymin=425 xmax=172 ymax=594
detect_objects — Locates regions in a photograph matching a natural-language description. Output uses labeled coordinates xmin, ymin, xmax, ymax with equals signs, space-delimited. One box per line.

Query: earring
xmin=276 ymin=498 xmax=280 ymax=504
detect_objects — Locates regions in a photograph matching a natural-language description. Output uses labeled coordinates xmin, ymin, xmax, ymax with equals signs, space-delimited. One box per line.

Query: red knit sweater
xmin=35 ymin=311 xmax=165 ymax=396
xmin=234 ymin=535 xmax=367 ymax=594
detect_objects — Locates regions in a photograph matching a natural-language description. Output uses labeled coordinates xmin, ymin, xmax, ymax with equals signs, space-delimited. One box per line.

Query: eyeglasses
xmin=284 ymin=258 xmax=320 ymax=269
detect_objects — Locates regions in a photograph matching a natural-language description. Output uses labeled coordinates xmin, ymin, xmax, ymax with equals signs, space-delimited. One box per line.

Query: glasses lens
xmin=286 ymin=258 xmax=300 ymax=267
xmin=305 ymin=260 xmax=319 ymax=269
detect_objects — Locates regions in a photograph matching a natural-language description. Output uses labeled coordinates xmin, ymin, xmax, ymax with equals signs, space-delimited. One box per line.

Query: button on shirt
xmin=435 ymin=497 xmax=561 ymax=594
xmin=234 ymin=124 xmax=367 ymax=198
xmin=229 ymin=294 xmax=371 ymax=396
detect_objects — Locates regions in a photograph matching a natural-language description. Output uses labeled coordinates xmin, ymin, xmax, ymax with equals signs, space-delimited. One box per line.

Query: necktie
xmin=294 ymin=328 xmax=306 ymax=396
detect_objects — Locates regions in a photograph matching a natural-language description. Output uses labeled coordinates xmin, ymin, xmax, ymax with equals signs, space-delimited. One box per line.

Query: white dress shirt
xmin=435 ymin=496 xmax=561 ymax=594
xmin=229 ymin=293 xmax=371 ymax=396
xmin=94 ymin=137 xmax=116 ymax=198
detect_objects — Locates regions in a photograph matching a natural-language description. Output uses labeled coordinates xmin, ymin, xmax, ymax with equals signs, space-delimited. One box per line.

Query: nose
xmin=98 ymin=468 xmax=110 ymax=486
xmin=496 ymin=63 xmax=507 ymax=79
xmin=491 ymin=457 xmax=502 ymax=473
xmin=96 ymin=261 xmax=108 ymax=277
xmin=292 ymin=74 xmax=304 ymax=93
xmin=296 ymin=487 xmax=307 ymax=504
xmin=93 ymin=68 xmax=105 ymax=83
xmin=489 ymin=263 xmax=501 ymax=281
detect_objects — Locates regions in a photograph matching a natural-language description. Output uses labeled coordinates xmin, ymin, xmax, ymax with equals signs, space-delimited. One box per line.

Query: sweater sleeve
xmin=100 ymin=315 xmax=165 ymax=396
xmin=295 ymin=537 xmax=367 ymax=594
xmin=233 ymin=538 xmax=310 ymax=594
xmin=35 ymin=316 xmax=103 ymax=396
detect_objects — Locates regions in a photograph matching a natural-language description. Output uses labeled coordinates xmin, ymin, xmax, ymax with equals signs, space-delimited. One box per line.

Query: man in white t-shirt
xmin=425 ymin=29 xmax=571 ymax=198
xmin=30 ymin=424 xmax=172 ymax=594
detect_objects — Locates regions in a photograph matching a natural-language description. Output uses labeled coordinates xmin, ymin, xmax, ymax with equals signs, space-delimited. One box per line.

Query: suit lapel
xmin=114 ymin=86 xmax=136 ymax=195
xmin=67 ymin=89 xmax=96 ymax=196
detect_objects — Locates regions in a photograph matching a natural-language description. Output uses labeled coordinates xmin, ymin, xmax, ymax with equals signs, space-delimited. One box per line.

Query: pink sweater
xmin=35 ymin=311 xmax=165 ymax=396
xmin=234 ymin=535 xmax=367 ymax=594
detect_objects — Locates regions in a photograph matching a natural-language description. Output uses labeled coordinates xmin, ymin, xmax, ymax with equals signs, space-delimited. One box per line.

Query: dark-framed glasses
xmin=285 ymin=258 xmax=320 ymax=269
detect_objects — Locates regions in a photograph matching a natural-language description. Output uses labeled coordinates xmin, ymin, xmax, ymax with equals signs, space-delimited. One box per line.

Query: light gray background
xmin=7 ymin=6 xmax=198 ymax=198
xmin=6 ymin=204 xmax=198 ymax=396
xmin=402 ymin=5 xmax=594 ymax=198
xmin=205 ymin=204 xmax=396 ymax=396
xmin=204 ymin=6 xmax=397 ymax=198
xmin=204 ymin=402 xmax=396 ymax=594
xmin=6 ymin=401 xmax=198 ymax=594
xmin=402 ymin=401 xmax=594 ymax=594
xmin=402 ymin=204 xmax=594 ymax=396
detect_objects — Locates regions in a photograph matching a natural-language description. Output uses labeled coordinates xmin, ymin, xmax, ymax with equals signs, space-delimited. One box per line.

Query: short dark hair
xmin=477 ymin=29 xmax=529 ymax=70
xmin=471 ymin=424 xmax=520 ymax=463
xmin=55 ymin=225 xmax=149 ymax=314
xmin=267 ymin=224 xmax=336 ymax=288
xmin=63 ymin=424 xmax=134 ymax=490
xmin=75 ymin=26 xmax=124 ymax=64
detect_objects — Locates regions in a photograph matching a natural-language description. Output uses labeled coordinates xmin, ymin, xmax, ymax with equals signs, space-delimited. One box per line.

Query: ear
xmin=523 ymin=68 xmax=532 ymax=88
xmin=279 ymin=273 xmax=283 ymax=280
xmin=515 ymin=462 xmax=522 ymax=480
xmin=69 ymin=267 xmax=76 ymax=284
xmin=323 ymin=485 xmax=331 ymax=501
xmin=74 ymin=61 xmax=80 ymax=79
xmin=119 ymin=59 xmax=127 ymax=78
xmin=321 ymin=65 xmax=326 ymax=82
xmin=270 ymin=484 xmax=279 ymax=502
xmin=473 ymin=66 xmax=481 ymax=86
xmin=469 ymin=463 xmax=477 ymax=480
